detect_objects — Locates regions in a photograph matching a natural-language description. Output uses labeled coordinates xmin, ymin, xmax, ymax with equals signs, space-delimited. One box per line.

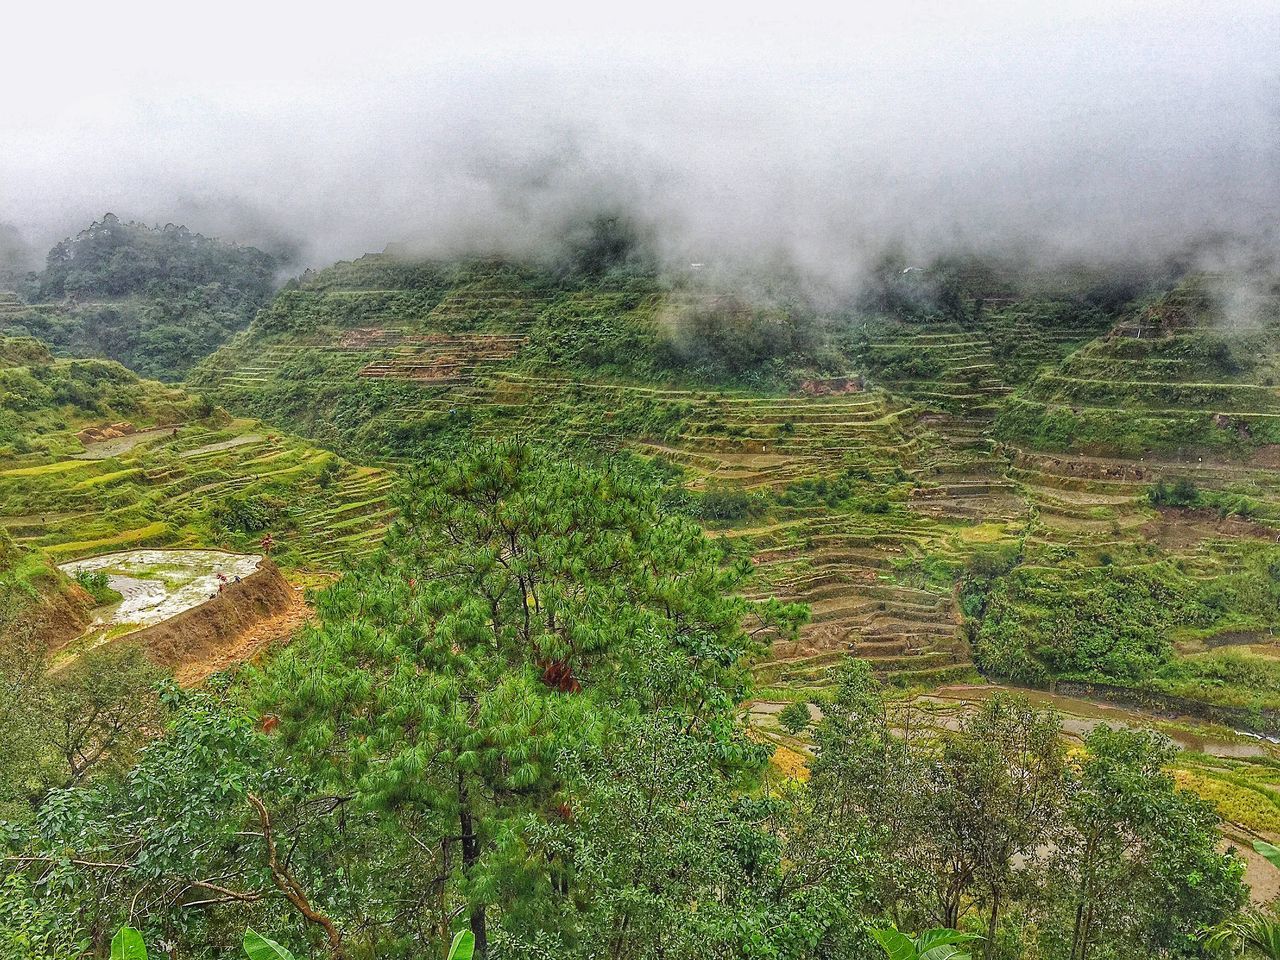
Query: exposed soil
xmin=1248 ymin=444 xmax=1280 ymax=469
xmin=1140 ymin=507 xmax=1279 ymax=550
xmin=173 ymin=585 xmax=313 ymax=685
xmin=799 ymin=376 xmax=862 ymax=396
xmin=1221 ymin=827 xmax=1280 ymax=905
xmin=26 ymin=576 xmax=95 ymax=649
xmin=72 ymin=425 xmax=176 ymax=460
xmin=126 ymin=558 xmax=300 ymax=676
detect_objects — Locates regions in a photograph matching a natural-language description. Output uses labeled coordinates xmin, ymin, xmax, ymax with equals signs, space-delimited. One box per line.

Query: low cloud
xmin=2 ymin=1 xmax=1277 ymax=289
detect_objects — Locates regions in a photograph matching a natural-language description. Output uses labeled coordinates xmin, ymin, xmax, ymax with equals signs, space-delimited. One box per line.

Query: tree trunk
xmin=984 ymin=893 xmax=1000 ymax=960
xmin=1079 ymin=903 xmax=1095 ymax=960
xmin=459 ymin=776 xmax=488 ymax=959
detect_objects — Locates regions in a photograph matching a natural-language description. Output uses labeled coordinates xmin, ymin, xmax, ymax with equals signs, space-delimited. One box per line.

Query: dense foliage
xmin=2 ymin=215 xmax=278 ymax=380
xmin=0 ymin=445 xmax=1254 ymax=960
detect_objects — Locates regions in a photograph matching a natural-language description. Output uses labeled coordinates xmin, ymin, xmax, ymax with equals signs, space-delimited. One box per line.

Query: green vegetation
xmin=0 ymin=337 xmax=391 ymax=568
xmin=0 ymin=215 xmax=278 ymax=380
xmin=0 ymin=527 xmax=91 ymax=649
xmin=72 ymin=569 xmax=120 ymax=605
xmin=869 ymin=927 xmax=980 ymax=960
xmin=187 ymin=253 xmax=1280 ymax=717
xmin=0 ymin=632 xmax=163 ymax=824
xmin=7 ymin=244 xmax=1280 ymax=959
xmin=996 ymin=279 xmax=1280 ymax=457
xmin=812 ymin=662 xmax=1242 ymax=960
xmin=1 ymin=446 xmax=1246 ymax=960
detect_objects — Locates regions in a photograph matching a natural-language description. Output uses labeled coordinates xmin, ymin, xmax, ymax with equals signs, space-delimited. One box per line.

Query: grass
xmin=0 ymin=459 xmax=94 ymax=478
xmin=44 ymin=522 xmax=174 ymax=558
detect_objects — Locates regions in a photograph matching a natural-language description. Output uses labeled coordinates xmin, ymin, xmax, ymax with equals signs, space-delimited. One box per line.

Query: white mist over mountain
xmin=2 ymin=0 xmax=1277 ymax=282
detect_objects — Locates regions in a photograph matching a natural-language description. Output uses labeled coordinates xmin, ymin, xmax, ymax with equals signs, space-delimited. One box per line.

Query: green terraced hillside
xmin=0 ymin=339 xmax=392 ymax=571
xmin=187 ymin=255 xmax=1280 ymax=720
xmin=998 ymin=278 xmax=1280 ymax=455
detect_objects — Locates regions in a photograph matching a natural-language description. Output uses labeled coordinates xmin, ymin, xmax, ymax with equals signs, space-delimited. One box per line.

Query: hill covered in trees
xmin=7 ymin=243 xmax=1280 ymax=959
xmin=0 ymin=215 xmax=278 ymax=380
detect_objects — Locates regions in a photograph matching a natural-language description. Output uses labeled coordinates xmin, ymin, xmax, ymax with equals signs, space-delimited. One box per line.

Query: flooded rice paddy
xmin=59 ymin=548 xmax=262 ymax=632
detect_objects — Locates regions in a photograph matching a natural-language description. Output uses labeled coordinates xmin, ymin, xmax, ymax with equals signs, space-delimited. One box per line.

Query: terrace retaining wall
xmin=126 ymin=558 xmax=297 ymax=671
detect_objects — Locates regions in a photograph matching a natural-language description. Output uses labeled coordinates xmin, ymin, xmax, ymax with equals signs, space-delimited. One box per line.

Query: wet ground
xmin=59 ymin=549 xmax=262 ymax=631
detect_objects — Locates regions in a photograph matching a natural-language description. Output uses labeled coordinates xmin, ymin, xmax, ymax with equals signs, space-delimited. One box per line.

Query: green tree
xmin=258 ymin=442 xmax=801 ymax=958
xmin=1049 ymin=726 xmax=1245 ymax=960
xmin=807 ymin=667 xmax=1065 ymax=946
xmin=14 ymin=693 xmax=344 ymax=959
xmin=778 ymin=700 xmax=813 ymax=735
xmin=41 ymin=645 xmax=164 ymax=789
xmin=0 ymin=638 xmax=163 ymax=816
xmin=938 ymin=695 xmax=1065 ymax=957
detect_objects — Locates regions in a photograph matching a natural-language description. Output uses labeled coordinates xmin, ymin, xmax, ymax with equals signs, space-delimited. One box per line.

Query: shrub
xmin=211 ymin=494 xmax=288 ymax=534
xmin=73 ymin=569 xmax=119 ymax=605
xmin=778 ymin=700 xmax=813 ymax=735
xmin=693 ymin=484 xmax=757 ymax=523
xmin=1149 ymin=477 xmax=1199 ymax=508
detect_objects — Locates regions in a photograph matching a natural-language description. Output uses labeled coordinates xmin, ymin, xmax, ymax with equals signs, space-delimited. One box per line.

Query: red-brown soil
xmin=126 ymin=559 xmax=308 ymax=683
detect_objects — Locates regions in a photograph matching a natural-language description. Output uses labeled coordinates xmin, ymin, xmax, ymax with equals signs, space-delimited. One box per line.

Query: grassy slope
xmin=0 ymin=337 xmax=392 ymax=573
xmin=975 ymin=279 xmax=1280 ymax=720
xmin=0 ymin=526 xmax=92 ymax=646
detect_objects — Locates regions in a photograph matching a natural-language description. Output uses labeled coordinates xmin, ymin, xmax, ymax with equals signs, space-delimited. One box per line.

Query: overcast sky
xmin=2 ymin=0 xmax=1278 ymax=279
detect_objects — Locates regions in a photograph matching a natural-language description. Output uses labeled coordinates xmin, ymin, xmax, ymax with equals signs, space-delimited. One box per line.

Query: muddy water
xmin=59 ymin=549 xmax=262 ymax=630
xmin=922 ymin=683 xmax=1275 ymax=759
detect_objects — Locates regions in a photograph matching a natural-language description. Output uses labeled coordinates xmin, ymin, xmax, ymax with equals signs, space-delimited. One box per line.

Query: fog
xmin=2 ymin=0 xmax=1277 ymax=287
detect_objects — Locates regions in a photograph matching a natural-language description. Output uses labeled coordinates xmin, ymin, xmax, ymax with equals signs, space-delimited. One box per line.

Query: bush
xmin=73 ymin=569 xmax=119 ymax=605
xmin=692 ymin=484 xmax=758 ymax=523
xmin=1149 ymin=477 xmax=1199 ymax=508
xmin=211 ymin=494 xmax=288 ymax=534
xmin=778 ymin=700 xmax=813 ymax=734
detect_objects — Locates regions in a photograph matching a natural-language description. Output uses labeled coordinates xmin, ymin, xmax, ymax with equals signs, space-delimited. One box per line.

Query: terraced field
xmin=998 ymin=282 xmax=1280 ymax=455
xmin=0 ymin=417 xmax=393 ymax=570
xmin=190 ymin=260 xmax=1280 ymax=708
xmin=192 ymin=262 xmax=1058 ymax=689
xmin=858 ymin=307 xmax=1109 ymax=417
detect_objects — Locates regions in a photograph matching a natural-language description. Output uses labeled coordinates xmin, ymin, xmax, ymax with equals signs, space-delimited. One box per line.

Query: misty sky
xmin=3 ymin=0 xmax=1278 ymax=279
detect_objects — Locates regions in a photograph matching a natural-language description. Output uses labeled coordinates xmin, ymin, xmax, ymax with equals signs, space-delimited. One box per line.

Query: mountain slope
xmin=0 ymin=215 xmax=278 ymax=380
xmin=0 ymin=337 xmax=391 ymax=573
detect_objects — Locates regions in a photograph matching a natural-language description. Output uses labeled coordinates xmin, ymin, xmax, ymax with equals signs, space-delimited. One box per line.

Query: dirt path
xmin=72 ymin=426 xmax=175 ymax=459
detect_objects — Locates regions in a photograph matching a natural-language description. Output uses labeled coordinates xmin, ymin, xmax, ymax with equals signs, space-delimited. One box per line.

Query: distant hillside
xmin=0 ymin=215 xmax=278 ymax=381
xmin=0 ymin=337 xmax=392 ymax=570
xmin=997 ymin=277 xmax=1280 ymax=456
xmin=191 ymin=253 xmax=1280 ymax=722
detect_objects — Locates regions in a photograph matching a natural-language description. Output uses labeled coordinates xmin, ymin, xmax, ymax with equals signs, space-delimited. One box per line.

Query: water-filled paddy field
xmin=59 ymin=548 xmax=262 ymax=633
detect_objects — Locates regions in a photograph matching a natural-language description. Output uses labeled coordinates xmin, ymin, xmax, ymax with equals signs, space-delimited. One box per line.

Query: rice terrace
xmin=4 ymin=4 xmax=1280 ymax=958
